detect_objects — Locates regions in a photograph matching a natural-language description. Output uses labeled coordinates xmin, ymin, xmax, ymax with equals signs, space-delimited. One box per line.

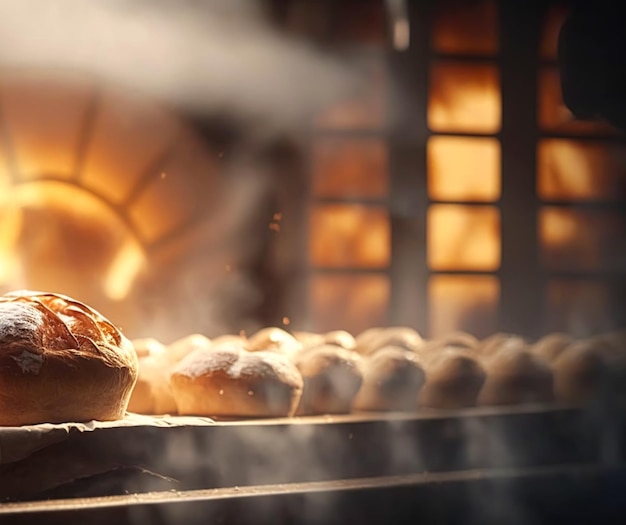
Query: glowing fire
xmin=0 ymin=182 xmax=146 ymax=302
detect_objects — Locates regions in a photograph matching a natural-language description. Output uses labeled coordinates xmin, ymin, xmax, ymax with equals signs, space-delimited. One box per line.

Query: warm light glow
xmin=0 ymin=72 xmax=94 ymax=179
xmin=310 ymin=273 xmax=389 ymax=334
xmin=427 ymin=204 xmax=501 ymax=271
xmin=0 ymin=181 xmax=145 ymax=301
xmin=312 ymin=138 xmax=388 ymax=199
xmin=80 ymin=89 xmax=182 ymax=205
xmin=104 ymin=237 xmax=146 ymax=301
xmin=428 ymin=63 xmax=501 ymax=133
xmin=310 ymin=204 xmax=390 ymax=268
xmin=546 ymin=280 xmax=612 ymax=336
xmin=429 ymin=275 xmax=499 ymax=339
xmin=427 ymin=136 xmax=500 ymax=201
xmin=432 ymin=0 xmax=498 ymax=55
xmin=539 ymin=208 xmax=624 ymax=272
xmin=537 ymin=139 xmax=626 ymax=201
xmin=127 ymin=134 xmax=219 ymax=244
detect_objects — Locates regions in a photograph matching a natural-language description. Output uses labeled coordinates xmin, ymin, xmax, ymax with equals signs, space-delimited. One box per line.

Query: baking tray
xmin=1 ymin=404 xmax=624 ymax=503
xmin=2 ymin=464 xmax=626 ymax=525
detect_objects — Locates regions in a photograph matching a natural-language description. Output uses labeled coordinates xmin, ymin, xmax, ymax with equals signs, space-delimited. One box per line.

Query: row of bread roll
xmin=127 ymin=326 xmax=625 ymax=420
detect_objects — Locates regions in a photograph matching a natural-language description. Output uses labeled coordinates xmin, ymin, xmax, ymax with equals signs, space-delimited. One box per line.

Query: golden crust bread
xmin=0 ymin=291 xmax=138 ymax=426
xmin=170 ymin=344 xmax=303 ymax=418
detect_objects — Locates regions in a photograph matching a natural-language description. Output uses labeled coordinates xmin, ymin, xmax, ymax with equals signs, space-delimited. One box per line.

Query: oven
xmin=0 ymin=0 xmax=625 ymax=523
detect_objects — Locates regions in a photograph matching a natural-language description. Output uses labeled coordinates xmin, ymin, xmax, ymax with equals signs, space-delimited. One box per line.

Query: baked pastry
xmin=353 ymin=346 xmax=426 ymax=412
xmin=0 ymin=291 xmax=138 ymax=426
xmin=211 ymin=334 xmax=247 ymax=348
xmin=530 ymin=333 xmax=573 ymax=364
xmin=476 ymin=333 xmax=526 ymax=358
xmin=132 ymin=338 xmax=165 ymax=359
xmin=418 ymin=348 xmax=486 ymax=409
xmin=128 ymin=339 xmax=177 ymax=415
xmin=167 ymin=334 xmax=212 ymax=364
xmin=324 ymin=330 xmax=357 ymax=351
xmin=246 ymin=327 xmax=301 ymax=357
xmin=419 ymin=331 xmax=479 ymax=359
xmin=294 ymin=345 xmax=362 ymax=415
xmin=170 ymin=344 xmax=303 ymax=418
xmin=552 ymin=337 xmax=617 ymax=404
xmin=356 ymin=327 xmax=423 ymax=356
xmin=478 ymin=348 xmax=554 ymax=406
xmin=292 ymin=331 xmax=326 ymax=350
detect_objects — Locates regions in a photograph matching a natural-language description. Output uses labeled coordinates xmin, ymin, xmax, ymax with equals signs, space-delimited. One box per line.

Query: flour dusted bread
xmin=170 ymin=344 xmax=303 ymax=418
xmin=478 ymin=348 xmax=554 ymax=406
xmin=419 ymin=348 xmax=486 ymax=409
xmin=295 ymin=344 xmax=362 ymax=415
xmin=0 ymin=291 xmax=138 ymax=426
xmin=353 ymin=346 xmax=426 ymax=412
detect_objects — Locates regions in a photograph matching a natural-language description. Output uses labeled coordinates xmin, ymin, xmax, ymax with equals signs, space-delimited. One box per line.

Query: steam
xmin=0 ymin=0 xmax=358 ymax=132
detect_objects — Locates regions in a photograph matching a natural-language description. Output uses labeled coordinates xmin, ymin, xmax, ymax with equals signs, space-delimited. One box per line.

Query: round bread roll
xmin=419 ymin=331 xmax=479 ymax=359
xmin=477 ymin=333 xmax=526 ymax=358
xmin=356 ymin=327 xmax=423 ymax=356
xmin=167 ymin=334 xmax=211 ymax=364
xmin=170 ymin=345 xmax=303 ymax=418
xmin=211 ymin=334 xmax=247 ymax=348
xmin=0 ymin=291 xmax=138 ymax=426
xmin=294 ymin=345 xmax=362 ymax=415
xmin=552 ymin=337 xmax=620 ymax=404
xmin=353 ymin=346 xmax=426 ymax=412
xmin=478 ymin=348 xmax=554 ymax=406
xmin=530 ymin=333 xmax=573 ymax=364
xmin=292 ymin=331 xmax=326 ymax=350
xmin=132 ymin=338 xmax=165 ymax=359
xmin=323 ymin=330 xmax=357 ymax=351
xmin=246 ymin=327 xmax=301 ymax=357
xmin=128 ymin=342 xmax=178 ymax=415
xmin=418 ymin=348 xmax=486 ymax=409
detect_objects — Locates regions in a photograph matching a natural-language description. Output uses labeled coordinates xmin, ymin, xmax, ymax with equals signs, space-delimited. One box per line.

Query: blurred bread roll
xmin=477 ymin=333 xmax=526 ymax=358
xmin=292 ymin=331 xmax=326 ymax=350
xmin=0 ymin=291 xmax=138 ymax=426
xmin=419 ymin=331 xmax=479 ymax=359
xmin=170 ymin=345 xmax=303 ymax=418
xmin=128 ymin=340 xmax=177 ymax=415
xmin=353 ymin=346 xmax=426 ymax=412
xmin=132 ymin=338 xmax=164 ymax=359
xmin=167 ymin=334 xmax=211 ymax=364
xmin=552 ymin=336 xmax=622 ymax=404
xmin=294 ymin=345 xmax=362 ymax=415
xmin=211 ymin=334 xmax=247 ymax=348
xmin=356 ymin=327 xmax=423 ymax=356
xmin=292 ymin=330 xmax=356 ymax=353
xmin=478 ymin=348 xmax=554 ymax=406
xmin=418 ymin=348 xmax=486 ymax=409
xmin=247 ymin=327 xmax=301 ymax=357
xmin=530 ymin=333 xmax=573 ymax=364
xmin=324 ymin=330 xmax=357 ymax=351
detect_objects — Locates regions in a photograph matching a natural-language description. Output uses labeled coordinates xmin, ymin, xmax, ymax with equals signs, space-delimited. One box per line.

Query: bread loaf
xmin=0 ymin=291 xmax=137 ymax=426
